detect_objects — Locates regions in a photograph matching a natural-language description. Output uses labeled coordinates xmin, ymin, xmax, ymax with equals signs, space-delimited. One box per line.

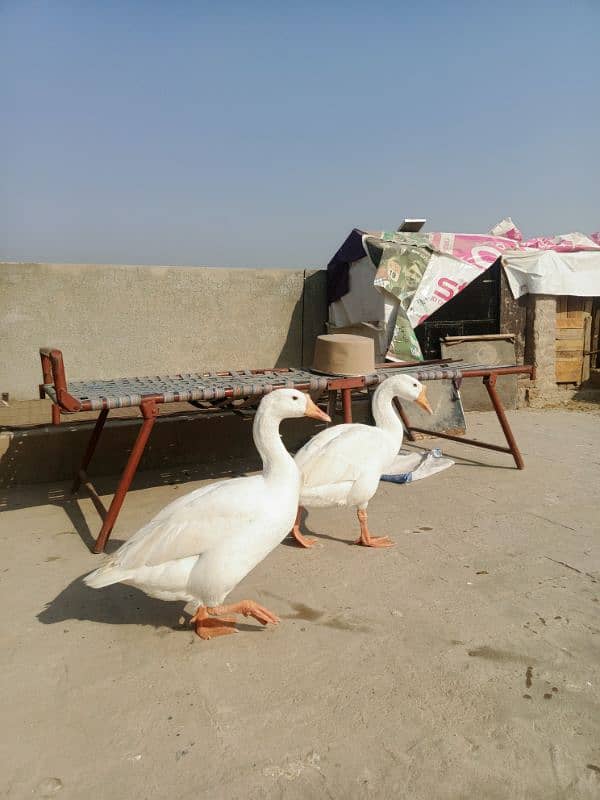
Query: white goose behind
xmin=292 ymin=375 xmax=432 ymax=548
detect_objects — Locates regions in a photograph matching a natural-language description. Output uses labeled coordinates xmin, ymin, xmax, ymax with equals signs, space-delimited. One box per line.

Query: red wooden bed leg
xmin=341 ymin=388 xmax=353 ymax=423
xmin=92 ymin=400 xmax=159 ymax=554
xmin=484 ymin=375 xmax=524 ymax=469
xmin=72 ymin=408 xmax=109 ymax=494
xmin=393 ymin=397 xmax=417 ymax=442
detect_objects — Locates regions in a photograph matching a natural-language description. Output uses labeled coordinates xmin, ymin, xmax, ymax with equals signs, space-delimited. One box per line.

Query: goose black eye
xmin=292 ymin=396 xmax=298 ymax=401
xmin=413 ymin=383 xmax=418 ymax=388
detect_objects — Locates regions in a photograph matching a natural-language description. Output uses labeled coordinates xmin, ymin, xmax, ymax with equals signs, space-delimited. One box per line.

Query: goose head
xmin=262 ymin=388 xmax=331 ymax=423
xmin=386 ymin=374 xmax=433 ymax=414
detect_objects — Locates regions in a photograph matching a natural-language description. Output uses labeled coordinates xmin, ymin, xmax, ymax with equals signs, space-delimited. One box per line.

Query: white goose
xmin=292 ymin=375 xmax=432 ymax=548
xmin=85 ymin=389 xmax=330 ymax=639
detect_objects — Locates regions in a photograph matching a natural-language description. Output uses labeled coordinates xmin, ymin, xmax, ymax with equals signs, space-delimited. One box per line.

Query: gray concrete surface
xmin=1 ymin=408 xmax=600 ymax=799
xmin=0 ymin=263 xmax=327 ymax=400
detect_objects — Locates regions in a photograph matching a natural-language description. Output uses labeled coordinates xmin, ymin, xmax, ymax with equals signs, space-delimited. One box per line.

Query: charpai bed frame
xmin=324 ymin=361 xmax=535 ymax=471
xmin=39 ymin=348 xmax=533 ymax=553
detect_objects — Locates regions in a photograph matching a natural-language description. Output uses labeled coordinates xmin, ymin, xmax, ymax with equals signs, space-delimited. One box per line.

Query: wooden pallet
xmin=555 ymin=297 xmax=592 ymax=384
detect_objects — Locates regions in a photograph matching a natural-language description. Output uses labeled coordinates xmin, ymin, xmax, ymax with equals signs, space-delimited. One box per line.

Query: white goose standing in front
xmin=85 ymin=389 xmax=330 ymax=639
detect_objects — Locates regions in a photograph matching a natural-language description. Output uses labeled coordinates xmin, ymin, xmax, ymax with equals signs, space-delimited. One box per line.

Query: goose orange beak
xmin=415 ymin=387 xmax=433 ymax=415
xmin=304 ymin=396 xmax=331 ymax=423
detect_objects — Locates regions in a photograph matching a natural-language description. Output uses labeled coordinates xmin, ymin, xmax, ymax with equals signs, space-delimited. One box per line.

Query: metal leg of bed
xmin=327 ymin=390 xmax=337 ymax=423
xmin=483 ymin=374 xmax=524 ymax=469
xmin=91 ymin=400 xmax=159 ymax=554
xmin=398 ymin=373 xmax=525 ymax=469
xmin=341 ymin=388 xmax=353 ymax=423
xmin=393 ymin=397 xmax=417 ymax=442
xmin=72 ymin=408 xmax=110 ymax=494
xmin=70 ymin=399 xmax=159 ymax=553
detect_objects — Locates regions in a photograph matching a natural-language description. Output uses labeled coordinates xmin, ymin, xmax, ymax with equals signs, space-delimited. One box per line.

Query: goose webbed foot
xmin=226 ymin=600 xmax=280 ymax=626
xmin=290 ymin=506 xmax=317 ymax=548
xmin=191 ymin=600 xmax=280 ymax=639
xmin=355 ymin=534 xmax=394 ymax=548
xmin=292 ymin=527 xmax=317 ymax=548
xmin=354 ymin=508 xmax=394 ymax=548
xmin=190 ymin=606 xmax=237 ymax=639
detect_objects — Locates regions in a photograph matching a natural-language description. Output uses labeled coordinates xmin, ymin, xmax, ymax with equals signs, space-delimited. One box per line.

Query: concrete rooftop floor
xmin=1 ymin=408 xmax=600 ymax=800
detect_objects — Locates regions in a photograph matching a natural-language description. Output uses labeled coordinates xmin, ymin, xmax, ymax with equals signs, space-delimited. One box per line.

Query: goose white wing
xmin=108 ymin=475 xmax=265 ymax=570
xmin=297 ymin=425 xmax=385 ymax=489
xmin=294 ymin=424 xmax=353 ymax=473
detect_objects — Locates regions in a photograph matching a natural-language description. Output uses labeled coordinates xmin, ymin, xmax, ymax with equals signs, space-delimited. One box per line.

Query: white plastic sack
xmin=502 ymin=249 xmax=600 ymax=298
xmin=381 ymin=448 xmax=454 ymax=484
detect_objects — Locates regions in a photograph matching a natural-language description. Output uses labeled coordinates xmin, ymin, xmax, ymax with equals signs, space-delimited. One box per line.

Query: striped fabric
xmin=367 ymin=362 xmax=520 ymax=385
xmin=43 ymin=362 xmax=517 ymax=412
xmin=370 ymin=365 xmax=463 ymax=385
xmin=43 ymin=369 xmax=329 ymax=411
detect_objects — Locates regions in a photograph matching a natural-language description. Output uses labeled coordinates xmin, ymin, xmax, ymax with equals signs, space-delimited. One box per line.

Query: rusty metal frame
xmin=87 ymin=399 xmax=159 ymax=554
xmin=39 ymin=348 xmax=81 ymax=423
xmin=38 ymin=349 xmax=322 ymax=553
xmin=327 ymin=364 xmax=535 ymax=470
xmin=39 ymin=349 xmax=533 ymax=553
xmin=38 ymin=348 xmax=320 ymax=419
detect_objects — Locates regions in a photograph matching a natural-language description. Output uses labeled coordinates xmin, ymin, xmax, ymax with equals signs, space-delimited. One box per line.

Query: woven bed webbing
xmin=43 ymin=362 xmax=520 ymax=412
xmin=43 ymin=369 xmax=328 ymax=411
xmin=367 ymin=361 xmax=520 ymax=385
xmin=368 ymin=365 xmax=463 ymax=385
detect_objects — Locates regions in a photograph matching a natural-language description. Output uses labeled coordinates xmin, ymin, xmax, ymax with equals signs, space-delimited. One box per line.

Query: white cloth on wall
xmin=502 ymin=249 xmax=600 ymax=299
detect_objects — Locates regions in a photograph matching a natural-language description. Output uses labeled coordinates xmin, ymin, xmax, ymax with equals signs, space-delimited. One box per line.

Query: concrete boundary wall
xmin=0 ymin=263 xmax=327 ymax=401
xmin=0 ymin=400 xmax=372 ymax=488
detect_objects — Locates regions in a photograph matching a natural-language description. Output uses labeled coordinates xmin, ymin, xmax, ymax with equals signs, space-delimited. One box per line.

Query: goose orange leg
xmin=355 ymin=508 xmax=394 ymax=548
xmin=190 ymin=606 xmax=237 ymax=639
xmin=191 ymin=600 xmax=280 ymax=640
xmin=291 ymin=506 xmax=317 ymax=548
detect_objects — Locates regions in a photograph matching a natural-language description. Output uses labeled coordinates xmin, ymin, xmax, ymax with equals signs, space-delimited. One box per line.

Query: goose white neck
xmin=372 ymin=381 xmax=406 ymax=445
xmin=252 ymin=403 xmax=299 ymax=483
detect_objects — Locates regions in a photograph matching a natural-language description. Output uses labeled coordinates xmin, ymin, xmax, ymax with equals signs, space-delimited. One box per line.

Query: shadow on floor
xmin=37 ymin=574 xmax=269 ymax=634
xmin=280 ymin=507 xmax=356 ymax=547
xmin=37 ymin=575 xmax=185 ymax=629
xmin=572 ymin=385 xmax=600 ymax=404
xmin=0 ymin=459 xmax=259 ymax=552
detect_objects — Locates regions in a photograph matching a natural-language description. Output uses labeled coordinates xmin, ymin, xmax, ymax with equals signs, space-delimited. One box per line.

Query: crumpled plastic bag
xmin=381 ymin=448 xmax=454 ymax=484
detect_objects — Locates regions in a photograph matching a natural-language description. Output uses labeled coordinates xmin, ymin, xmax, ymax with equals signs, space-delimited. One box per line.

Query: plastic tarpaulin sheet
xmin=367 ymin=222 xmax=600 ymax=359
xmin=329 ymin=220 xmax=600 ymax=362
xmin=502 ymin=249 xmax=600 ymax=298
xmin=367 ymin=229 xmax=518 ymax=359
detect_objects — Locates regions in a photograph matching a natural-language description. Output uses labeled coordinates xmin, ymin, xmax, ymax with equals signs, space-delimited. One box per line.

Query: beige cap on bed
xmin=311 ymin=333 xmax=376 ymax=376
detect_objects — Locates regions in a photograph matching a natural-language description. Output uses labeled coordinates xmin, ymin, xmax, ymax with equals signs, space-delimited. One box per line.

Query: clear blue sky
xmin=1 ymin=1 xmax=598 ymax=268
